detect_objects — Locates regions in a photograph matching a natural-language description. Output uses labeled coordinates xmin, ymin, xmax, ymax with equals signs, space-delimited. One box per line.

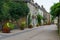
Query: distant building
xmin=40 ymin=5 xmax=51 ymax=25
xmin=59 ymin=0 xmax=60 ymax=2
xmin=27 ymin=0 xmax=51 ymax=25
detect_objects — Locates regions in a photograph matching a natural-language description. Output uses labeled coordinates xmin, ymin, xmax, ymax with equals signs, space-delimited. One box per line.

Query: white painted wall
xmin=27 ymin=3 xmax=38 ymax=26
xmin=27 ymin=2 xmax=45 ymax=26
xmin=38 ymin=9 xmax=43 ymax=17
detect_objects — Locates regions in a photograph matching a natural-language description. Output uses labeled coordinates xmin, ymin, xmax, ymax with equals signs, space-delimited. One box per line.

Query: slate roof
xmin=41 ymin=6 xmax=48 ymax=13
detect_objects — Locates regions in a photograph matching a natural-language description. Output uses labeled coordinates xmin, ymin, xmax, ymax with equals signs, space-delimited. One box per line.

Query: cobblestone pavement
xmin=0 ymin=25 xmax=59 ymax=40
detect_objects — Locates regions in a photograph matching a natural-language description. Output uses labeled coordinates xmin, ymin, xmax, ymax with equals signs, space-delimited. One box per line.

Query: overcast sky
xmin=34 ymin=0 xmax=59 ymax=12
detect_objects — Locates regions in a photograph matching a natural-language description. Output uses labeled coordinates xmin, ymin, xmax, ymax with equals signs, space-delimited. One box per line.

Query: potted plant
xmin=36 ymin=24 xmax=39 ymax=27
xmin=20 ymin=22 xmax=26 ymax=30
xmin=28 ymin=24 xmax=33 ymax=28
xmin=9 ymin=23 xmax=15 ymax=30
xmin=2 ymin=22 xmax=10 ymax=33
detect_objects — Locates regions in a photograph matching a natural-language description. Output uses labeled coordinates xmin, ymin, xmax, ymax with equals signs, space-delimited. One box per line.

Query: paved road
xmin=0 ymin=25 xmax=59 ymax=40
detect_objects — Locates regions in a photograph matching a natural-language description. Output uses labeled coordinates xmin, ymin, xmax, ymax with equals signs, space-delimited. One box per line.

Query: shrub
xmin=20 ymin=21 xmax=26 ymax=30
xmin=8 ymin=23 xmax=15 ymax=30
xmin=37 ymin=14 xmax=43 ymax=25
xmin=28 ymin=24 xmax=33 ymax=28
xmin=36 ymin=24 xmax=40 ymax=27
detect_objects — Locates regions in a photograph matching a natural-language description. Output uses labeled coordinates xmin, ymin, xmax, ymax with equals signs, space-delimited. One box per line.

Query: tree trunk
xmin=16 ymin=20 xmax=20 ymax=29
xmin=58 ymin=15 xmax=60 ymax=35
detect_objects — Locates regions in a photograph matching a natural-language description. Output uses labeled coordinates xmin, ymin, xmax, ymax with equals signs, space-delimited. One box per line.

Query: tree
xmin=50 ymin=2 xmax=60 ymax=34
xmin=9 ymin=1 xmax=29 ymax=20
xmin=0 ymin=0 xmax=29 ymax=27
xmin=51 ymin=16 xmax=56 ymax=24
xmin=0 ymin=0 xmax=29 ymax=21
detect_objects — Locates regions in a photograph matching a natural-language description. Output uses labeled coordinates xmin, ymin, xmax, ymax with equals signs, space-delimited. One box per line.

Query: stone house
xmin=13 ymin=0 xmax=38 ymax=27
xmin=27 ymin=0 xmax=38 ymax=26
xmin=40 ymin=5 xmax=51 ymax=25
xmin=14 ymin=0 xmax=51 ymax=26
xmin=27 ymin=0 xmax=51 ymax=26
xmin=33 ymin=4 xmax=51 ymax=25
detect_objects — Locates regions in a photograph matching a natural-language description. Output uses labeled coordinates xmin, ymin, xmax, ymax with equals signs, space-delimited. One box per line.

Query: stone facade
xmin=14 ymin=0 xmax=51 ymax=26
xmin=40 ymin=5 xmax=51 ymax=25
xmin=27 ymin=0 xmax=51 ymax=25
xmin=27 ymin=0 xmax=38 ymax=26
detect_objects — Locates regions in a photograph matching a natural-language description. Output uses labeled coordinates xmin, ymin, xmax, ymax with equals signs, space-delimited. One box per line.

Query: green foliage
xmin=9 ymin=1 xmax=29 ymax=20
xmin=20 ymin=21 xmax=26 ymax=30
xmin=51 ymin=16 xmax=55 ymax=20
xmin=0 ymin=0 xmax=29 ymax=21
xmin=51 ymin=16 xmax=56 ymax=24
xmin=37 ymin=14 xmax=43 ymax=25
xmin=1 ymin=2 xmax=11 ymax=20
xmin=50 ymin=2 xmax=60 ymax=17
xmin=5 ymin=22 xmax=15 ymax=30
xmin=51 ymin=16 xmax=56 ymax=22
xmin=28 ymin=14 xmax=31 ymax=26
xmin=8 ymin=23 xmax=15 ymax=30
xmin=21 ymin=22 xmax=26 ymax=27
xmin=50 ymin=2 xmax=60 ymax=35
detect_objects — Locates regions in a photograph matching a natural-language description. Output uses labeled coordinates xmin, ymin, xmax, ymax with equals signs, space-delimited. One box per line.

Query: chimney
xmin=41 ymin=5 xmax=44 ymax=8
xmin=31 ymin=0 xmax=34 ymax=3
xmin=31 ymin=0 xmax=34 ymax=2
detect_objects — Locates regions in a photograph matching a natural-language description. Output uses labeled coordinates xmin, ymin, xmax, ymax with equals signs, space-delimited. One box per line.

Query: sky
xmin=34 ymin=0 xmax=59 ymax=12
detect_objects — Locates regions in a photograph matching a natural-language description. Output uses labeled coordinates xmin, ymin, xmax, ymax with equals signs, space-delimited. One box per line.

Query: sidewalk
xmin=0 ymin=27 xmax=38 ymax=39
xmin=0 ymin=27 xmax=38 ymax=35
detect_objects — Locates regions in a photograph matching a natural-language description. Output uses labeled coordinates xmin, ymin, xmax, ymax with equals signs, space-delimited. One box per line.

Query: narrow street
xmin=0 ymin=25 xmax=59 ymax=40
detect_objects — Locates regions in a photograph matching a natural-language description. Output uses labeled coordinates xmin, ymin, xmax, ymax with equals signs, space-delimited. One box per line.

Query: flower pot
xmin=36 ymin=24 xmax=39 ymax=27
xmin=28 ymin=25 xmax=33 ymax=28
xmin=2 ymin=27 xmax=10 ymax=33
xmin=20 ymin=27 xmax=24 ymax=30
xmin=20 ymin=21 xmax=26 ymax=30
